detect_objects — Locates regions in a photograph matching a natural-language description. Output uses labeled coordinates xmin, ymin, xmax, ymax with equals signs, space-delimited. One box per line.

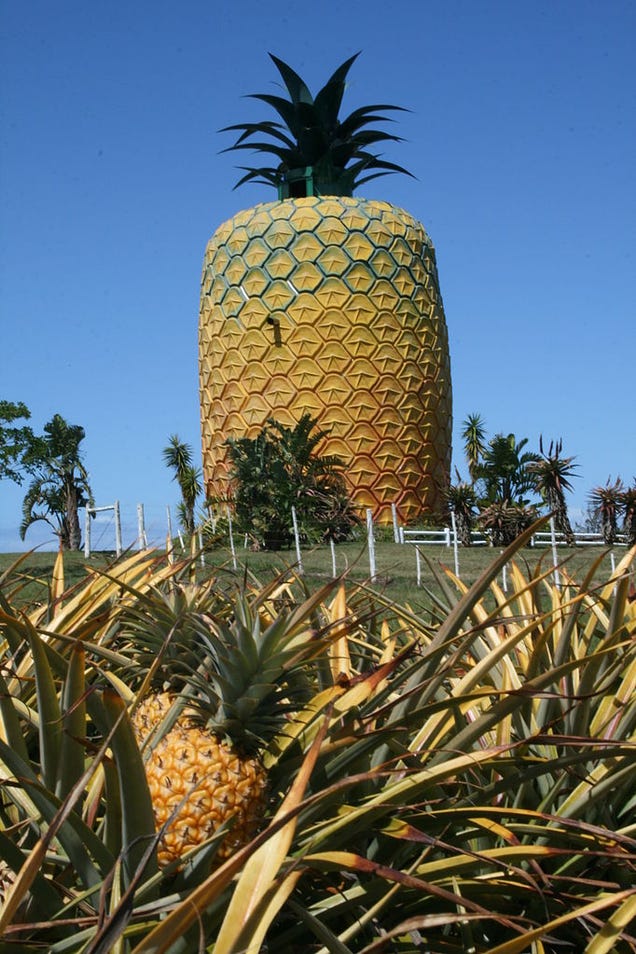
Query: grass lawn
xmin=0 ymin=538 xmax=624 ymax=611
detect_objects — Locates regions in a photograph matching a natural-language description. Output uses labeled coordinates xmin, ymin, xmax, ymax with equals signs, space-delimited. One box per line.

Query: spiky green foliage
xmin=475 ymin=432 xmax=540 ymax=506
xmin=162 ymin=434 xmax=202 ymax=536
xmin=226 ymin=412 xmax=360 ymax=549
xmin=460 ymin=412 xmax=487 ymax=483
xmin=529 ymin=436 xmax=578 ymax=543
xmin=1 ymin=535 xmax=635 ymax=952
xmin=221 ymin=52 xmax=413 ymax=197
xmin=444 ymin=471 xmax=478 ymax=545
xmin=623 ymin=481 xmax=636 ymax=546
xmin=590 ymin=476 xmax=625 ymax=544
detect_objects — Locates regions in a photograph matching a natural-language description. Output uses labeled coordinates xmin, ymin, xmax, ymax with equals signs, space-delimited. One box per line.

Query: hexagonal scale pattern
xmin=199 ymin=196 xmax=452 ymax=522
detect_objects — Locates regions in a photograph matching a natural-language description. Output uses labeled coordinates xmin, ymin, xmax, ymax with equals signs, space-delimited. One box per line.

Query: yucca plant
xmin=2 ymin=534 xmax=635 ymax=952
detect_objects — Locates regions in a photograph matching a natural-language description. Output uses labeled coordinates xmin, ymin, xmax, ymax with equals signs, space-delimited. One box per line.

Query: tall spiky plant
xmin=460 ymin=412 xmax=487 ymax=483
xmin=621 ymin=480 xmax=636 ymax=547
xmin=529 ymin=436 xmax=577 ymax=544
xmin=589 ymin=476 xmax=625 ymax=544
xmin=444 ymin=470 xmax=478 ymax=546
xmin=163 ymin=434 xmax=202 ymax=536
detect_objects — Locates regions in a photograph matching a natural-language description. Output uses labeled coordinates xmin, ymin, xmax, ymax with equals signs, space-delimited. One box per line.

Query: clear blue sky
xmin=1 ymin=0 xmax=634 ymax=551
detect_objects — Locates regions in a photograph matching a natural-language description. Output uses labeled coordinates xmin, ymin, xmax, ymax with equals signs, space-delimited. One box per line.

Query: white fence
xmin=398 ymin=528 xmax=627 ymax=549
xmin=399 ymin=527 xmax=488 ymax=546
xmin=84 ymin=501 xmax=171 ymax=556
xmin=85 ymin=501 xmax=122 ymax=557
xmin=530 ymin=531 xmax=627 ymax=547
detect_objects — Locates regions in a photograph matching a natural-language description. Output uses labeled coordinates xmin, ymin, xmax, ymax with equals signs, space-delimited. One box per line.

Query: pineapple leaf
xmin=0 ymin=738 xmax=111 ymax=904
xmin=93 ymin=689 xmax=159 ymax=887
xmin=55 ymin=641 xmax=87 ymax=803
xmin=0 ymin=667 xmax=30 ymax=764
xmin=21 ymin=615 xmax=63 ymax=792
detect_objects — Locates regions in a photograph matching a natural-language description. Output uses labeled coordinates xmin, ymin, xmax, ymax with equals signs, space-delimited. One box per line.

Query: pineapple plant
xmin=2 ymin=541 xmax=635 ymax=952
xmin=199 ymin=53 xmax=452 ymax=524
xmin=120 ymin=573 xmax=336 ymax=867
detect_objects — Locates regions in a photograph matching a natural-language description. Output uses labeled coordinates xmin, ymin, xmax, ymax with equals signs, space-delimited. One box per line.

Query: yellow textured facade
xmin=199 ymin=196 xmax=452 ymax=522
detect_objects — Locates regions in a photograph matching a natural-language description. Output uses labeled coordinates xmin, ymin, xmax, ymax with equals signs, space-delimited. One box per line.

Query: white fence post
xmin=330 ymin=538 xmax=337 ymax=578
xmin=137 ymin=503 xmax=147 ymax=551
xmin=84 ymin=501 xmax=122 ymax=557
xmin=114 ymin=501 xmax=122 ymax=556
xmin=166 ymin=506 xmax=173 ymax=543
xmin=366 ymin=509 xmax=377 ymax=583
xmin=226 ymin=505 xmax=237 ymax=571
xmin=550 ymin=516 xmax=561 ymax=588
xmin=415 ymin=546 xmax=422 ymax=586
xmin=450 ymin=510 xmax=460 ymax=578
xmin=391 ymin=503 xmax=400 ymax=543
xmin=291 ymin=506 xmax=303 ymax=574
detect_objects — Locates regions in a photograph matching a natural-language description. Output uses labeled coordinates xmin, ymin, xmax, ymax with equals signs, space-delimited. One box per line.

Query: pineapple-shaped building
xmin=199 ymin=54 xmax=452 ymax=522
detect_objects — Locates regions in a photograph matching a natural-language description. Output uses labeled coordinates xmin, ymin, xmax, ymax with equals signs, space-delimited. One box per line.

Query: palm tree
xmin=589 ymin=478 xmax=624 ymax=545
xmin=220 ymin=53 xmax=413 ymax=198
xmin=19 ymin=414 xmax=93 ymax=550
xmin=227 ymin=414 xmax=358 ymax=549
xmin=444 ymin=472 xmax=478 ymax=546
xmin=475 ymin=433 xmax=539 ymax=506
xmin=529 ymin=437 xmax=577 ymax=545
xmin=460 ymin=413 xmax=487 ymax=483
xmin=163 ymin=436 xmax=202 ymax=536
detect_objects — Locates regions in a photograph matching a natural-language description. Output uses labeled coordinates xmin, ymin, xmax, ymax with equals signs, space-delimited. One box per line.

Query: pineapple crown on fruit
xmin=220 ymin=52 xmax=414 ymax=199
xmin=119 ymin=578 xmax=324 ymax=755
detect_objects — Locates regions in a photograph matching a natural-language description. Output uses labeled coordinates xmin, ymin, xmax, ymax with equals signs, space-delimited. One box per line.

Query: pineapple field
xmin=1 ymin=531 xmax=635 ymax=952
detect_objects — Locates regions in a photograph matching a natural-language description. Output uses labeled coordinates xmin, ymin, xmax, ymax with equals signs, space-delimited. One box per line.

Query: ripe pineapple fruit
xmin=127 ymin=588 xmax=315 ymax=867
xmin=199 ymin=54 xmax=452 ymax=522
xmin=133 ymin=692 xmax=267 ymax=866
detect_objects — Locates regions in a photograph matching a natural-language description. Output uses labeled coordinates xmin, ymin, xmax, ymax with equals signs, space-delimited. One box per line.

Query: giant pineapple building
xmin=198 ymin=55 xmax=452 ymax=523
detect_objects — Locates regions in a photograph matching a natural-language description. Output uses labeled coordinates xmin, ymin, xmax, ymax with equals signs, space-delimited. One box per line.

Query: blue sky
xmin=1 ymin=0 xmax=634 ymax=551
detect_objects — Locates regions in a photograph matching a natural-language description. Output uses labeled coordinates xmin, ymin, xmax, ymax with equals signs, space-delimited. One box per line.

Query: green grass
xmin=0 ymin=539 xmax=623 ymax=610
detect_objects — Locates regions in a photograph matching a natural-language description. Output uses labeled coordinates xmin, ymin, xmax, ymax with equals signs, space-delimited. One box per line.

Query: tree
xmin=444 ymin=473 xmax=478 ymax=546
xmin=460 ymin=413 xmax=487 ymax=484
xmin=226 ymin=414 xmax=359 ymax=549
xmin=19 ymin=414 xmax=93 ymax=550
xmin=0 ymin=400 xmax=34 ymax=484
xmin=529 ymin=437 xmax=578 ymax=545
xmin=589 ymin=478 xmax=624 ymax=545
xmin=475 ymin=433 xmax=539 ymax=506
xmin=163 ymin=436 xmax=202 ymax=536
